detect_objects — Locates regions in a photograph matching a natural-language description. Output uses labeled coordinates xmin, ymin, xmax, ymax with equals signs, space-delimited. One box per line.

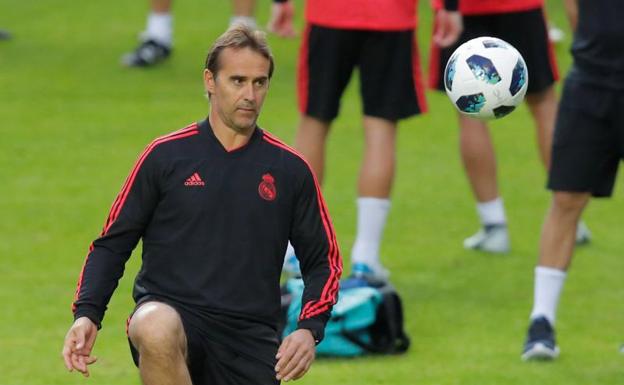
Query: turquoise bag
xmin=282 ymin=278 xmax=409 ymax=357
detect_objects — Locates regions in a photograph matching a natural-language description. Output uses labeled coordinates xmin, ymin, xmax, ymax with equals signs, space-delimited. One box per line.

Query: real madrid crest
xmin=258 ymin=173 xmax=277 ymax=201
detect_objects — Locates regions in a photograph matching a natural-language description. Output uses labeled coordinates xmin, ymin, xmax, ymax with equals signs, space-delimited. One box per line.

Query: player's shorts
xmin=298 ymin=24 xmax=427 ymax=122
xmin=128 ymin=299 xmax=279 ymax=385
xmin=429 ymin=7 xmax=558 ymax=94
xmin=548 ymin=73 xmax=624 ymax=197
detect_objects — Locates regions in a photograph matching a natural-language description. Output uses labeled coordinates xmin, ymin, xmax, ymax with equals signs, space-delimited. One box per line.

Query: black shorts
xmin=298 ymin=24 xmax=427 ymax=122
xmin=428 ymin=7 xmax=558 ymax=94
xmin=548 ymin=74 xmax=624 ymax=197
xmin=128 ymin=299 xmax=280 ymax=385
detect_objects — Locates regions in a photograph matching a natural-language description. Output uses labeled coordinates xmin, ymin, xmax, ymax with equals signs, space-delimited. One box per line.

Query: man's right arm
xmin=71 ymin=145 xmax=161 ymax=328
xmin=433 ymin=0 xmax=463 ymax=48
xmin=267 ymin=0 xmax=296 ymax=38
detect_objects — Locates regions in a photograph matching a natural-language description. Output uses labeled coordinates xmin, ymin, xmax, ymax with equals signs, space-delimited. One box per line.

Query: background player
xmin=271 ymin=0 xmax=462 ymax=285
xmin=522 ymin=0 xmax=624 ymax=361
xmin=429 ymin=0 xmax=591 ymax=253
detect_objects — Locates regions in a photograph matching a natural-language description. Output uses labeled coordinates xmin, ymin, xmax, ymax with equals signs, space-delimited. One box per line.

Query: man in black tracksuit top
xmin=521 ymin=0 xmax=624 ymax=361
xmin=62 ymin=26 xmax=342 ymax=384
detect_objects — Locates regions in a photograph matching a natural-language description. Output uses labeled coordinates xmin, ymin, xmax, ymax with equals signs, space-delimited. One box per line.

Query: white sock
xmin=476 ymin=197 xmax=506 ymax=226
xmin=350 ymin=197 xmax=390 ymax=267
xmin=144 ymin=12 xmax=173 ymax=46
xmin=530 ymin=266 xmax=567 ymax=325
xmin=229 ymin=16 xmax=257 ymax=30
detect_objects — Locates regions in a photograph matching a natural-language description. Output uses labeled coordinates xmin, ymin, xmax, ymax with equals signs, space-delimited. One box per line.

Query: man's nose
xmin=242 ymin=83 xmax=255 ymax=101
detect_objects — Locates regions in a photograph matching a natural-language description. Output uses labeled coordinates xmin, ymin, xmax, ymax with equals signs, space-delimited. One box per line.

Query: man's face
xmin=204 ymin=47 xmax=271 ymax=133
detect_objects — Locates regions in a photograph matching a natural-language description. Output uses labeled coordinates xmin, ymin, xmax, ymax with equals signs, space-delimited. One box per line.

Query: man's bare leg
xmin=128 ymin=302 xmax=191 ymax=385
xmin=522 ymin=191 xmax=590 ymax=361
xmin=294 ymin=115 xmax=331 ymax=183
xmin=458 ymin=115 xmax=509 ymax=253
xmin=347 ymin=116 xmax=396 ymax=284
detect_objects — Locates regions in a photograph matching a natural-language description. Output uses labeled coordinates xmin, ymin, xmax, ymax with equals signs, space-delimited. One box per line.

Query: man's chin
xmin=232 ymin=119 xmax=257 ymax=133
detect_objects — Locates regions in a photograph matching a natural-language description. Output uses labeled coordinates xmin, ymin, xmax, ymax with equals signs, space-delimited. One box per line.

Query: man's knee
xmin=128 ymin=302 xmax=186 ymax=357
xmin=552 ymin=191 xmax=590 ymax=214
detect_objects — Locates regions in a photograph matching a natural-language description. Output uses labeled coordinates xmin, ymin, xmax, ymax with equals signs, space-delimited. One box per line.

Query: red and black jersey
xmin=432 ymin=0 xmax=542 ymax=15
xmin=72 ymin=119 xmax=342 ymax=340
xmin=304 ymin=0 xmax=461 ymax=31
xmin=305 ymin=0 xmax=418 ymax=31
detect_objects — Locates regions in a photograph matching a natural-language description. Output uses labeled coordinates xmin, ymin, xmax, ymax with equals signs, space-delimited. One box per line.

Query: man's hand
xmin=267 ymin=1 xmax=297 ymax=38
xmin=433 ymin=9 xmax=463 ymax=48
xmin=275 ymin=329 xmax=316 ymax=381
xmin=62 ymin=317 xmax=99 ymax=377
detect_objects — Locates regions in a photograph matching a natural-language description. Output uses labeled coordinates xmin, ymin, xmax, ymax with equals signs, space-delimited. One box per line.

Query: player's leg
xmin=458 ymin=115 xmax=510 ymax=253
xmin=428 ymin=13 xmax=508 ymax=252
xmin=518 ymin=9 xmax=578 ymax=243
xmin=284 ymin=24 xmax=358 ymax=277
xmin=347 ymin=116 xmax=396 ymax=284
xmin=359 ymin=117 xmax=396 ymax=198
xmin=294 ymin=24 xmax=357 ymax=181
xmin=526 ymin=87 xmax=557 ymax=169
xmin=128 ymin=301 xmax=191 ymax=385
xmin=122 ymin=0 xmax=174 ymax=67
xmin=522 ymin=191 xmax=589 ymax=361
xmin=522 ymin=77 xmax=618 ymax=361
xmin=294 ymin=116 xmax=331 ymax=184
xmin=230 ymin=0 xmax=257 ymax=29
xmin=343 ymin=29 xmax=425 ymax=287
xmin=526 ymin=85 xmax=592 ymax=245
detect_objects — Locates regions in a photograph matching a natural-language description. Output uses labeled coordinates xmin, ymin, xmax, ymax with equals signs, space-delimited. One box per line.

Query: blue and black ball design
xmin=482 ymin=39 xmax=508 ymax=49
xmin=456 ymin=93 xmax=486 ymax=113
xmin=466 ymin=55 xmax=501 ymax=85
xmin=493 ymin=105 xmax=516 ymax=118
xmin=445 ymin=53 xmax=458 ymax=91
xmin=509 ymin=58 xmax=527 ymax=96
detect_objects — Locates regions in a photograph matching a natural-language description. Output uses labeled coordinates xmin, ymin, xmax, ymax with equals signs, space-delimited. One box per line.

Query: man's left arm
xmin=275 ymin=165 xmax=342 ymax=381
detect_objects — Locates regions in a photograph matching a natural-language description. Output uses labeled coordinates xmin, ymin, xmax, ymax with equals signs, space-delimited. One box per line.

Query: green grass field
xmin=1 ymin=1 xmax=623 ymax=384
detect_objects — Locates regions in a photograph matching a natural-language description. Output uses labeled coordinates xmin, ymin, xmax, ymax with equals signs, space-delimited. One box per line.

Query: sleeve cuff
xmin=74 ymin=306 xmax=103 ymax=330
xmin=297 ymin=318 xmax=325 ymax=344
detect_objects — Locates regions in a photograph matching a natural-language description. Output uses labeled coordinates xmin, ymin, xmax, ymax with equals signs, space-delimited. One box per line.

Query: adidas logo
xmin=184 ymin=172 xmax=205 ymax=186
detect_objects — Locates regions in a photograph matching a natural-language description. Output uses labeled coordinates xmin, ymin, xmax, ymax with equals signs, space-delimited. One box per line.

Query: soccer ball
xmin=444 ymin=36 xmax=528 ymax=120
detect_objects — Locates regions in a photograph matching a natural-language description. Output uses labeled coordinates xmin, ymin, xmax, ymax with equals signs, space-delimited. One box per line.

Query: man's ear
xmin=204 ymin=69 xmax=216 ymax=95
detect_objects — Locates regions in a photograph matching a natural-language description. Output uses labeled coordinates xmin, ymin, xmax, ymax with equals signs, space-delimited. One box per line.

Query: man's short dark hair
xmin=205 ymin=25 xmax=274 ymax=79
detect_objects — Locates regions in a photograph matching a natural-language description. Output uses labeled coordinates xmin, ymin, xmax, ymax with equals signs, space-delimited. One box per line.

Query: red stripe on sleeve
xmin=72 ymin=124 xmax=199 ymax=310
xmin=106 ymin=126 xmax=198 ymax=233
xmin=104 ymin=123 xmax=198 ymax=230
xmin=261 ymin=132 xmax=342 ymax=320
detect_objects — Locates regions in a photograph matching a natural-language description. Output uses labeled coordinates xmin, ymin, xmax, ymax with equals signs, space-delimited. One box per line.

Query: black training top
xmin=570 ymin=0 xmax=624 ymax=89
xmin=72 ymin=119 xmax=342 ymax=341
